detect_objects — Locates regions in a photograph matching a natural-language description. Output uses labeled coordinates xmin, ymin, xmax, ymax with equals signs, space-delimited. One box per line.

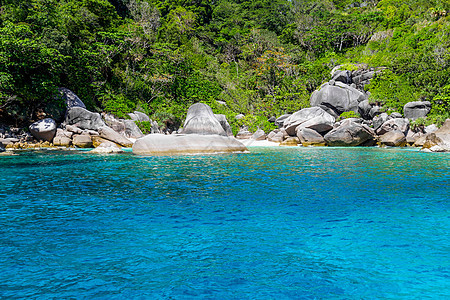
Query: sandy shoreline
xmin=239 ymin=139 xmax=280 ymax=147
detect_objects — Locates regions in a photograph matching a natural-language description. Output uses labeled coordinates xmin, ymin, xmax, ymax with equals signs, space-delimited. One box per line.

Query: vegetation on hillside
xmin=0 ymin=0 xmax=449 ymax=130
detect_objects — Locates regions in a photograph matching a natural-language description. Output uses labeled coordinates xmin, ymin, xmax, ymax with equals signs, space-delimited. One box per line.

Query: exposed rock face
xmin=128 ymin=111 xmax=150 ymax=122
xmin=251 ymin=129 xmax=266 ymax=140
xmin=29 ymin=118 xmax=57 ymax=142
xmin=59 ymin=88 xmax=86 ymax=109
xmin=236 ymin=127 xmax=253 ymax=139
xmin=275 ymin=114 xmax=291 ymax=128
xmin=182 ymin=103 xmax=226 ymax=136
xmin=98 ymin=126 xmax=133 ymax=147
xmin=235 ymin=114 xmax=245 ymax=120
xmin=358 ymin=100 xmax=372 ymax=120
xmin=403 ymin=101 xmax=431 ymax=120
xmin=296 ymin=128 xmax=326 ymax=146
xmin=376 ymin=118 xmax=410 ymax=135
xmin=421 ymin=119 xmax=450 ymax=152
xmin=90 ymin=142 xmax=123 ymax=154
xmin=373 ymin=113 xmax=389 ymax=131
xmin=324 ymin=120 xmax=373 ymax=146
xmin=73 ymin=134 xmax=93 ymax=148
xmin=283 ymin=107 xmax=335 ymax=136
xmin=280 ymin=137 xmax=300 ymax=146
xmin=310 ymin=81 xmax=366 ymax=117
xmin=53 ymin=136 xmax=72 ymax=147
xmin=66 ymin=107 xmax=105 ymax=130
xmin=332 ymin=70 xmax=352 ymax=84
xmin=214 ymin=114 xmax=233 ymax=136
xmin=122 ymin=120 xmax=144 ymax=139
xmin=379 ymin=130 xmax=406 ymax=147
xmin=268 ymin=131 xmax=284 ymax=143
xmin=132 ymin=134 xmax=247 ymax=155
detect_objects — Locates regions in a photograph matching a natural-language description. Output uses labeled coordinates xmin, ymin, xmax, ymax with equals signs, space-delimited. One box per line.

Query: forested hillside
xmin=1 ymin=0 xmax=449 ymax=132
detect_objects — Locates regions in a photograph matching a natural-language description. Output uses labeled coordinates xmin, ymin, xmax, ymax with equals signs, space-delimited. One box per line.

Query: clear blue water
xmin=0 ymin=147 xmax=449 ymax=299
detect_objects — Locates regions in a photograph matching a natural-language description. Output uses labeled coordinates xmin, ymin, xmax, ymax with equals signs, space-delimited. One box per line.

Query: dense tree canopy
xmin=0 ymin=0 xmax=449 ymax=129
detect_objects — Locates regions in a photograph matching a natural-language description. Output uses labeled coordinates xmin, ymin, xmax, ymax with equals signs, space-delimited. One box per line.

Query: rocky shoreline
xmin=1 ymin=83 xmax=449 ymax=155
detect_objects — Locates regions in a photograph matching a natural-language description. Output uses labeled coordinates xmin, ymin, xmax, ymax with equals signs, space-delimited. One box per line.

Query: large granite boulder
xmin=66 ymin=107 xmax=105 ymax=130
xmin=283 ymin=107 xmax=335 ymax=136
xmin=59 ymin=88 xmax=86 ymax=109
xmin=132 ymin=134 xmax=247 ymax=155
xmin=358 ymin=100 xmax=372 ymax=120
xmin=236 ymin=126 xmax=253 ymax=139
xmin=379 ymin=130 xmax=407 ymax=147
xmin=98 ymin=126 xmax=133 ymax=147
xmin=181 ymin=103 xmax=226 ymax=136
xmin=373 ymin=113 xmax=389 ymax=131
xmin=280 ymin=137 xmax=300 ymax=146
xmin=128 ymin=111 xmax=150 ymax=122
xmin=403 ymin=101 xmax=431 ymax=120
xmin=73 ymin=134 xmax=93 ymax=148
xmin=214 ymin=114 xmax=233 ymax=136
xmin=275 ymin=114 xmax=291 ymax=128
xmin=296 ymin=128 xmax=326 ymax=146
xmin=123 ymin=120 xmax=144 ymax=139
xmin=90 ymin=142 xmax=123 ymax=154
xmin=310 ymin=81 xmax=367 ymax=117
xmin=421 ymin=119 xmax=450 ymax=152
xmin=376 ymin=118 xmax=410 ymax=135
xmin=268 ymin=131 xmax=284 ymax=143
xmin=332 ymin=70 xmax=352 ymax=84
xmin=29 ymin=118 xmax=57 ymax=142
xmin=251 ymin=129 xmax=266 ymax=140
xmin=324 ymin=120 xmax=373 ymax=146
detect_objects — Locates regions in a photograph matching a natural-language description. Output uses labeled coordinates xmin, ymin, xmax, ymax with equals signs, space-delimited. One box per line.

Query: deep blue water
xmin=0 ymin=147 xmax=449 ymax=299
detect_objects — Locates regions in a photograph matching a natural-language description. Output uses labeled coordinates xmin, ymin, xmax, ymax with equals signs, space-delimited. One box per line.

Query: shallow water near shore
xmin=0 ymin=147 xmax=449 ymax=299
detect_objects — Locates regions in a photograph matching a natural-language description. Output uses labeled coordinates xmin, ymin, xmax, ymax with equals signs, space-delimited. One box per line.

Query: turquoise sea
xmin=0 ymin=147 xmax=449 ymax=299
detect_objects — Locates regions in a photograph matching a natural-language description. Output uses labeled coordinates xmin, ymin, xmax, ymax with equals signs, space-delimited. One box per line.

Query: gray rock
xmin=59 ymin=88 xmax=86 ymax=109
xmin=379 ymin=130 xmax=406 ymax=147
xmin=214 ymin=114 xmax=233 ymax=136
xmin=73 ymin=134 xmax=93 ymax=148
xmin=65 ymin=124 xmax=83 ymax=134
xmin=216 ymin=100 xmax=227 ymax=106
xmin=268 ymin=131 xmax=284 ymax=143
xmin=324 ymin=120 xmax=373 ymax=146
xmin=373 ymin=113 xmax=389 ymax=131
xmin=310 ymin=81 xmax=366 ymax=117
xmin=296 ymin=128 xmax=326 ymax=146
xmin=267 ymin=130 xmax=279 ymax=140
xmin=103 ymin=113 xmax=126 ymax=134
xmin=66 ymin=107 xmax=105 ymax=131
xmin=53 ymin=136 xmax=72 ymax=147
xmin=275 ymin=114 xmax=291 ymax=128
xmin=123 ymin=120 xmax=144 ymax=139
xmin=268 ymin=116 xmax=276 ymax=123
xmin=182 ymin=103 xmax=226 ymax=136
xmin=284 ymin=107 xmax=335 ymax=136
xmin=98 ymin=126 xmax=133 ymax=147
xmin=421 ymin=119 xmax=450 ymax=152
xmin=251 ymin=129 xmax=266 ymax=140
xmin=390 ymin=112 xmax=402 ymax=118
xmin=132 ymin=134 xmax=247 ymax=155
xmin=90 ymin=142 xmax=123 ymax=154
xmin=332 ymin=70 xmax=352 ymax=84
xmin=403 ymin=101 xmax=431 ymax=120
xmin=29 ymin=118 xmax=57 ymax=142
xmin=376 ymin=118 xmax=410 ymax=135
xmin=235 ymin=114 xmax=245 ymax=120
xmin=406 ymin=130 xmax=423 ymax=144
xmin=358 ymin=100 xmax=372 ymax=120
xmin=369 ymin=106 xmax=381 ymax=119
xmin=424 ymin=124 xmax=438 ymax=134
xmin=236 ymin=127 xmax=253 ymax=139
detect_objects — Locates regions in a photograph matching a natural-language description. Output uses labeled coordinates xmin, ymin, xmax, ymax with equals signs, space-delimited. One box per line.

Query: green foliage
xmin=135 ymin=120 xmax=153 ymax=134
xmin=338 ymin=111 xmax=361 ymax=120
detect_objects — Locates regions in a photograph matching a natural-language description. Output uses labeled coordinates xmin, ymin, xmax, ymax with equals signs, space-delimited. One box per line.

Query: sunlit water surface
xmin=0 ymin=147 xmax=449 ymax=299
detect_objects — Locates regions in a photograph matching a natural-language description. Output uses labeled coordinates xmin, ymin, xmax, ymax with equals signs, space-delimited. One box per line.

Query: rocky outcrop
xmin=421 ymin=119 xmax=450 ymax=152
xmin=29 ymin=118 xmax=57 ymax=142
xmin=280 ymin=137 xmax=300 ymax=146
xmin=376 ymin=118 xmax=409 ymax=135
xmin=403 ymin=101 xmax=431 ymax=120
xmin=251 ymin=129 xmax=266 ymax=141
xmin=310 ymin=81 xmax=366 ymax=117
xmin=379 ymin=130 xmax=406 ymax=147
xmin=214 ymin=114 xmax=233 ymax=136
xmin=181 ymin=103 xmax=226 ymax=136
xmin=59 ymin=88 xmax=86 ymax=109
xmin=283 ymin=107 xmax=335 ymax=136
xmin=267 ymin=130 xmax=284 ymax=143
xmin=66 ymin=107 xmax=105 ymax=130
xmin=90 ymin=142 xmax=123 ymax=154
xmin=73 ymin=134 xmax=93 ymax=148
xmin=122 ymin=120 xmax=144 ymax=139
xmin=275 ymin=114 xmax=291 ymax=128
xmin=296 ymin=128 xmax=326 ymax=146
xmin=132 ymin=134 xmax=247 ymax=155
xmin=236 ymin=127 xmax=253 ymax=139
xmin=324 ymin=120 xmax=373 ymax=146
xmin=98 ymin=126 xmax=133 ymax=147
xmin=128 ymin=111 xmax=150 ymax=122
